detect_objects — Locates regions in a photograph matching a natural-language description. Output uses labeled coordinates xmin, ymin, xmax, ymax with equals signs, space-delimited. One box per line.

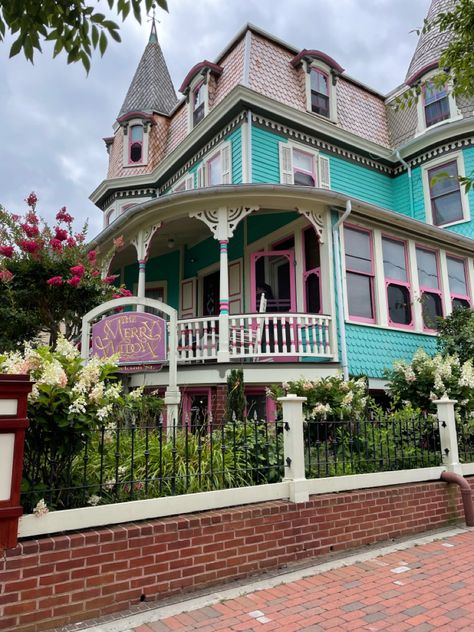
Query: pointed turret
xmin=118 ymin=21 xmax=177 ymax=118
xmin=405 ymin=0 xmax=457 ymax=84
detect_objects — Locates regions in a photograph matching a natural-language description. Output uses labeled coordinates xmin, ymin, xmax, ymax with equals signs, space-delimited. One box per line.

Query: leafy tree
xmin=437 ymin=306 xmax=474 ymax=364
xmin=0 ymin=0 xmax=168 ymax=71
xmin=0 ymin=192 xmax=127 ymax=351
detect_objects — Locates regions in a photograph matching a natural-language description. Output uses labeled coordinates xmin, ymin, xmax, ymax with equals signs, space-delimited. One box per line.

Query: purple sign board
xmin=92 ymin=313 xmax=167 ymax=365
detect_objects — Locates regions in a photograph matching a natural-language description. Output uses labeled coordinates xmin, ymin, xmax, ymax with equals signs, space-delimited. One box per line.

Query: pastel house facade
xmin=90 ymin=0 xmax=474 ymax=420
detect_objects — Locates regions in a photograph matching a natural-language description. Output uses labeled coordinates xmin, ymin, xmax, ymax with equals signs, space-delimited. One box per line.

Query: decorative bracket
xmin=296 ymin=208 xmax=324 ymax=243
xmin=190 ymin=206 xmax=259 ymax=241
xmin=131 ymin=222 xmax=162 ymax=261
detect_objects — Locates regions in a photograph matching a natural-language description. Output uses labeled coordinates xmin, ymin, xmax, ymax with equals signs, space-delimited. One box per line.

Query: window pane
xmin=294 ymin=171 xmax=315 ymax=186
xmin=344 ymin=227 xmax=372 ymax=274
xmin=311 ymin=93 xmax=329 ymax=117
xmin=194 ymin=83 xmax=204 ymax=107
xmin=452 ymin=298 xmax=470 ymax=310
xmin=421 ymin=292 xmax=442 ymax=329
xmin=208 ymin=153 xmax=222 ymax=185
xmin=387 ymin=284 xmax=411 ymax=325
xmin=130 ymin=125 xmax=143 ymax=141
xmin=425 ymin=97 xmax=450 ymax=126
xmin=311 ymin=69 xmax=328 ymax=96
xmin=130 ymin=142 xmax=142 ymax=163
xmin=293 ymin=149 xmax=313 ymax=172
xmin=347 ymin=272 xmax=373 ymax=320
xmin=304 ymin=229 xmax=320 ymax=271
xmin=193 ymin=102 xmax=205 ymax=126
xmin=447 ymin=257 xmax=468 ymax=296
xmin=305 ymin=273 xmax=321 ymax=313
xmin=429 ymin=162 xmax=459 ymax=197
xmin=382 ymin=238 xmax=407 ymax=281
xmin=432 ymin=191 xmax=463 ymax=225
xmin=416 ymin=248 xmax=439 ymax=289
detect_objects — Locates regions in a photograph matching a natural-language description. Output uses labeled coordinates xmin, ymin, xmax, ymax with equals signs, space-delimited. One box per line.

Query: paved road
xmin=80 ymin=527 xmax=474 ymax=632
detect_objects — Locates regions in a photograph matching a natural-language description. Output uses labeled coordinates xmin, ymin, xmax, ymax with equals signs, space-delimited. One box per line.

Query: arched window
xmin=129 ymin=125 xmax=143 ymax=163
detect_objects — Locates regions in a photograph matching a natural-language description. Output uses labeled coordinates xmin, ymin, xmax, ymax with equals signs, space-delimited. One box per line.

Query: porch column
xmin=131 ymin=223 xmax=161 ymax=313
xmin=137 ymin=259 xmax=146 ymax=312
xmin=218 ymin=239 xmax=230 ymax=362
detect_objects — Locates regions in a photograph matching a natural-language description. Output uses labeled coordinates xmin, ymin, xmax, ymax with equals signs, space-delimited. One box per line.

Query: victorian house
xmin=90 ymin=0 xmax=474 ymax=423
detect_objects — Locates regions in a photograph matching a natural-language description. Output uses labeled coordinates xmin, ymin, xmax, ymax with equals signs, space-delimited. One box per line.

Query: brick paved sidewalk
xmin=124 ymin=529 xmax=474 ymax=632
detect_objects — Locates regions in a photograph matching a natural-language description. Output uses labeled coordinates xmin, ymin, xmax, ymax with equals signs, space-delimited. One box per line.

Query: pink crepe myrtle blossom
xmin=91 ymin=269 xmax=100 ymax=277
xmin=47 ymin=276 xmax=63 ymax=286
xmin=26 ymin=192 xmax=38 ymax=208
xmin=70 ymin=264 xmax=85 ymax=277
xmin=103 ymin=275 xmax=118 ymax=284
xmin=67 ymin=276 xmax=82 ymax=287
xmin=87 ymin=250 xmax=97 ymax=262
xmin=112 ymin=288 xmax=133 ymax=299
xmin=0 ymin=270 xmax=14 ymax=282
xmin=20 ymin=223 xmax=40 ymax=238
xmin=50 ymin=238 xmax=63 ymax=252
xmin=0 ymin=245 xmax=14 ymax=258
xmin=25 ymin=211 xmax=39 ymax=225
xmin=19 ymin=239 xmax=41 ymax=254
xmin=54 ymin=227 xmax=68 ymax=242
xmin=56 ymin=207 xmax=74 ymax=223
xmin=74 ymin=233 xmax=85 ymax=243
xmin=66 ymin=237 xmax=77 ymax=248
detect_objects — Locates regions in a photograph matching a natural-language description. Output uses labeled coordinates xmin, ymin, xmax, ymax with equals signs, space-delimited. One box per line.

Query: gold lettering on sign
xmin=93 ymin=314 xmax=165 ymax=361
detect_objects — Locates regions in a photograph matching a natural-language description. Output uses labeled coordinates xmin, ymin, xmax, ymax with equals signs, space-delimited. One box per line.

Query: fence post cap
xmin=433 ymin=398 xmax=458 ymax=405
xmin=277 ymin=393 xmax=307 ymax=403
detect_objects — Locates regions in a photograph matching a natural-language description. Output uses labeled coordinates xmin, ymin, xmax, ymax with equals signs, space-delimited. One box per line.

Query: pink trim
xmin=446 ymin=254 xmax=471 ymax=307
xmin=250 ymin=250 xmax=296 ymax=313
xmin=406 ymin=60 xmax=440 ymax=87
xmin=244 ymin=387 xmax=277 ymax=422
xmin=179 ymin=60 xmax=223 ymax=94
xmin=290 ymin=49 xmax=344 ymax=74
xmin=302 ymin=226 xmax=322 ymax=314
xmin=416 ymin=245 xmax=444 ymax=331
xmin=382 ymin=235 xmax=414 ymax=330
xmin=344 ymin=224 xmax=376 ymax=324
xmin=117 ymin=111 xmax=154 ymax=124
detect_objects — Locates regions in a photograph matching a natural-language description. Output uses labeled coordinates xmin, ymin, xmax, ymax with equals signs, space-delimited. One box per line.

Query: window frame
xmin=188 ymin=75 xmax=208 ymax=131
xmin=304 ymin=61 xmax=337 ymax=123
xmin=192 ymin=80 xmax=206 ymax=127
xmin=422 ymin=153 xmax=470 ymax=228
xmin=293 ymin=147 xmax=317 ymax=187
xmin=343 ymin=224 xmax=376 ymax=324
xmin=415 ymin=71 xmax=461 ymax=136
xmin=279 ymin=141 xmax=330 ymax=189
xmin=423 ymin=80 xmax=450 ymax=128
xmin=381 ymin=235 xmax=414 ymax=330
xmin=196 ymin=141 xmax=232 ymax=188
xmin=172 ymin=173 xmax=194 ymax=193
xmin=309 ymin=67 xmax=330 ymax=118
xmin=128 ymin=124 xmax=144 ymax=164
xmin=446 ymin=254 xmax=471 ymax=310
xmin=415 ymin=244 xmax=444 ymax=331
xmin=121 ymin=118 xmax=149 ymax=168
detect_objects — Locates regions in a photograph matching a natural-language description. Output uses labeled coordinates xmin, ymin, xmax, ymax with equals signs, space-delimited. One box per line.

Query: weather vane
xmin=147 ymin=3 xmax=160 ymax=40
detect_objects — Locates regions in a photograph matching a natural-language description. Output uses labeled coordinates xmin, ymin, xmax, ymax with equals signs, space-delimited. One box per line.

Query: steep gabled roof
xmin=118 ymin=22 xmax=177 ymax=118
xmin=405 ymin=0 xmax=457 ymax=84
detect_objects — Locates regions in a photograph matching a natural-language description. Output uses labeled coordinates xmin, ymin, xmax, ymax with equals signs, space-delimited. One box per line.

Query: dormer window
xmin=310 ymin=69 xmax=330 ymax=118
xmin=424 ymin=81 xmax=450 ymax=127
xmin=193 ymin=82 xmax=205 ymax=126
xmin=129 ymin=125 xmax=143 ymax=163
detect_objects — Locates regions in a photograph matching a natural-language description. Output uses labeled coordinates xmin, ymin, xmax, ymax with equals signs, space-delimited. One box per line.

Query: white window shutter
xmin=185 ymin=175 xmax=194 ymax=190
xmin=318 ymin=155 xmax=331 ymax=189
xmin=279 ymin=143 xmax=293 ymax=184
xmin=221 ymin=143 xmax=231 ymax=184
xmin=197 ymin=164 xmax=206 ymax=188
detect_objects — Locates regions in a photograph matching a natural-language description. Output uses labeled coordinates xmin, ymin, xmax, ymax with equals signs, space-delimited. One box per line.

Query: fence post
xmin=434 ymin=398 xmax=462 ymax=475
xmin=278 ymin=393 xmax=308 ymax=503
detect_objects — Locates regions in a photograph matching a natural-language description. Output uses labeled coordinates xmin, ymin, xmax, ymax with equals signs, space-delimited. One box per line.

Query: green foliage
xmin=0 ymin=0 xmax=168 ymax=70
xmin=269 ymin=374 xmax=369 ymax=420
xmin=225 ymin=368 xmax=246 ymax=421
xmin=437 ymin=306 xmax=474 ymax=365
xmin=384 ymin=348 xmax=474 ymax=415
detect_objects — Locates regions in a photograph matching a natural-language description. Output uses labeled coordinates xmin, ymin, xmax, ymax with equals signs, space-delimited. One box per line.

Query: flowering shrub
xmin=269 ymin=374 xmax=369 ymax=420
xmin=385 ymin=348 xmax=474 ymax=415
xmin=0 ymin=192 xmax=123 ymax=350
xmin=0 ymin=336 xmax=147 ymax=510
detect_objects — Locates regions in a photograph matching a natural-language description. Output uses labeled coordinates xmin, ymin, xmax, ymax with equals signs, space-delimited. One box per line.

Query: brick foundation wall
xmin=0 ymin=479 xmax=469 ymax=632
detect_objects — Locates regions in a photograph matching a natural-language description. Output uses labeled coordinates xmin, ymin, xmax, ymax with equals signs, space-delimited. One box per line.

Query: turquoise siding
xmin=326 ymin=153 xmax=394 ymax=210
xmin=183 ymin=222 xmax=244 ymax=279
xmin=124 ymin=250 xmax=180 ymax=311
xmin=228 ymin=127 xmax=242 ymax=184
xmin=346 ymin=324 xmax=437 ymax=378
xmin=252 ymin=126 xmax=284 ymax=183
xmin=392 ymin=171 xmax=412 ymax=217
xmin=247 ymin=212 xmax=299 ymax=245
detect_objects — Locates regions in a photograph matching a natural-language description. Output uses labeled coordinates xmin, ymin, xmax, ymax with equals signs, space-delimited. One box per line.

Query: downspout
xmin=396 ymin=150 xmax=414 ymax=218
xmin=440 ymin=471 xmax=474 ymax=527
xmin=332 ymin=200 xmax=352 ymax=381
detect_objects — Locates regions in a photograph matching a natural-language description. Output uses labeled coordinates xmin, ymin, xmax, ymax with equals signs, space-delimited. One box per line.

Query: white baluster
xmin=289 ymin=316 xmax=296 ymax=354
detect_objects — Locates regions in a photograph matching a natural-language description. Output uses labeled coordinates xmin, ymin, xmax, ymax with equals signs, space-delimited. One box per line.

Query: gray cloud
xmin=0 ymin=0 xmax=430 ymax=238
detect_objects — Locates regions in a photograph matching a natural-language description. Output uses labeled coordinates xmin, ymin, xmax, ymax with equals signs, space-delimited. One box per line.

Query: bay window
xmin=344 ymin=226 xmax=375 ymax=322
xmin=382 ymin=237 xmax=412 ymax=327
xmin=416 ymin=247 xmax=443 ymax=329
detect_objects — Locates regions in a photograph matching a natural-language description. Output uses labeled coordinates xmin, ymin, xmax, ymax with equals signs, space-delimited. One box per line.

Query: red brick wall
xmin=0 ymin=479 xmax=469 ymax=632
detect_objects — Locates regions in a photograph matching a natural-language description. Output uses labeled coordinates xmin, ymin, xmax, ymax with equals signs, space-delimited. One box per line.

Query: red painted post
xmin=0 ymin=374 xmax=32 ymax=551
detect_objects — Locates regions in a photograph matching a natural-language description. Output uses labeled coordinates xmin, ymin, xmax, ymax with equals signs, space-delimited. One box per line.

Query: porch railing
xmin=177 ymin=313 xmax=332 ymax=362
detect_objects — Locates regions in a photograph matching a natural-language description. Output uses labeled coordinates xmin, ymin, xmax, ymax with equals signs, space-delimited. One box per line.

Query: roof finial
xmin=147 ymin=3 xmax=159 ymax=44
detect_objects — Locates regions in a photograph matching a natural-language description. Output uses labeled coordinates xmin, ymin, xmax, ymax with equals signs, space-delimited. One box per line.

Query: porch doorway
xmin=182 ymin=389 xmax=211 ymax=434
xmin=250 ymin=250 xmax=296 ymax=313
xmin=202 ymin=270 xmax=220 ymax=316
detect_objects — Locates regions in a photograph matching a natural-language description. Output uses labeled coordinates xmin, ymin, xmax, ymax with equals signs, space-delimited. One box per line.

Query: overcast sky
xmin=0 ymin=0 xmax=431 ymax=237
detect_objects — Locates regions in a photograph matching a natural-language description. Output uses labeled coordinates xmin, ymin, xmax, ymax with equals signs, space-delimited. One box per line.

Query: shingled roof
xmin=405 ymin=0 xmax=457 ymax=84
xmin=118 ymin=22 xmax=177 ymax=118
